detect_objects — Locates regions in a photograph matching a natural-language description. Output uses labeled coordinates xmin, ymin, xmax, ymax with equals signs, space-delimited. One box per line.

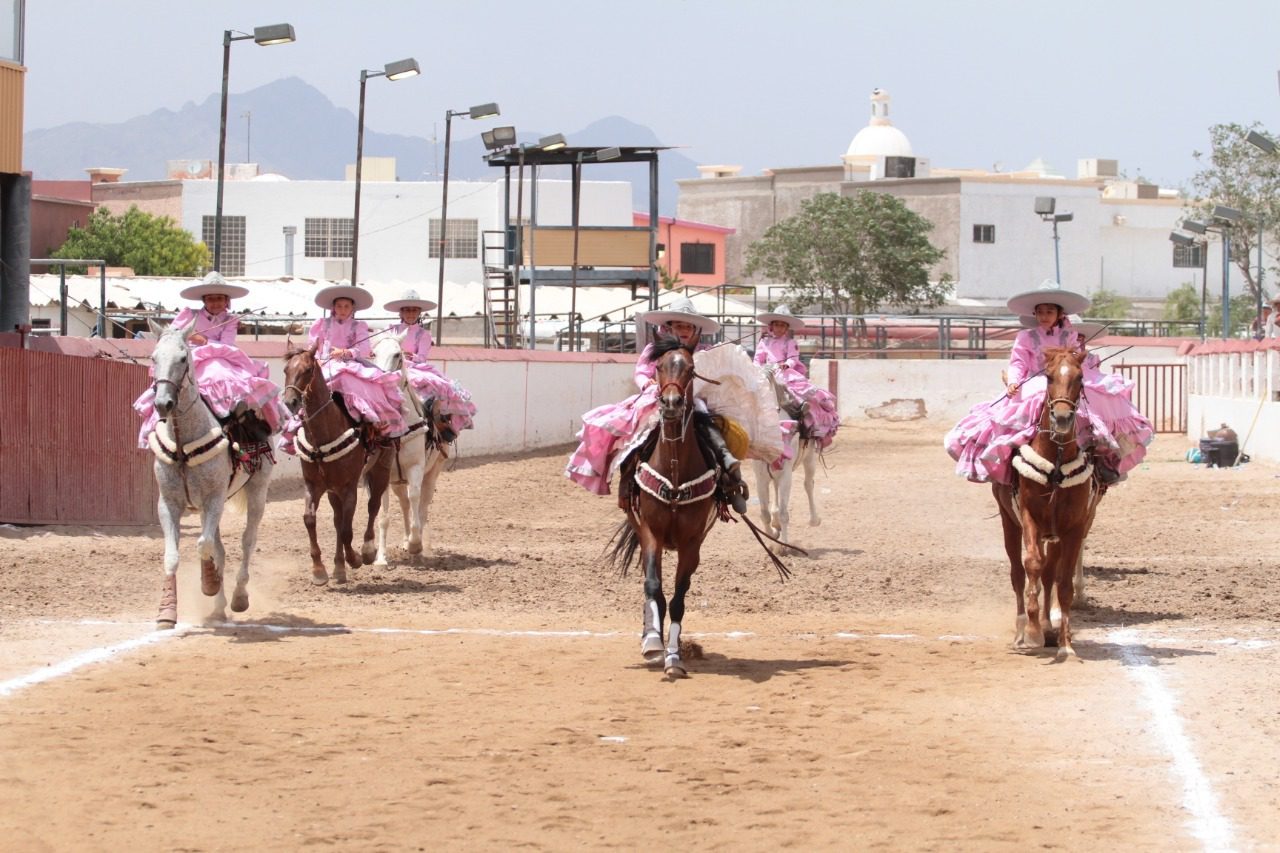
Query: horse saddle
xmin=219 ymin=408 xmax=272 ymax=447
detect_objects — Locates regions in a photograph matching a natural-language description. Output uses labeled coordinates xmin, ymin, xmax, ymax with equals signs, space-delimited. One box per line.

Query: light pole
xmin=1170 ymin=229 xmax=1208 ymax=341
xmin=351 ymin=58 xmax=420 ymax=286
xmin=1034 ymin=196 xmax=1073 ymax=284
xmin=1184 ymin=208 xmax=1242 ymax=339
xmin=1245 ymin=130 xmax=1277 ymax=337
xmin=215 ymin=23 xmax=295 ymax=273
xmin=434 ymin=102 xmax=500 ymax=344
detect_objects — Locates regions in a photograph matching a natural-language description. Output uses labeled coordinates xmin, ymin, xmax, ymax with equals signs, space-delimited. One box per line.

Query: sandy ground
xmin=1 ymin=421 xmax=1279 ymax=850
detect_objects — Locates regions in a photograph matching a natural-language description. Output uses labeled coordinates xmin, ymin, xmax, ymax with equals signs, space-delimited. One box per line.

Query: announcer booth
xmin=484 ymin=143 xmax=668 ymax=352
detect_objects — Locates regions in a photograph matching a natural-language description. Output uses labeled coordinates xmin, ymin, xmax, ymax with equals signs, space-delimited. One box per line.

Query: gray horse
xmin=148 ymin=324 xmax=275 ymax=628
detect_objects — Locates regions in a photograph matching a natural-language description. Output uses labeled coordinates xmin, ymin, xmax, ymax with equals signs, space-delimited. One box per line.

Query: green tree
xmin=1083 ymin=285 xmax=1132 ymax=319
xmin=1162 ymin=281 xmax=1204 ymax=335
xmin=743 ymin=191 xmax=951 ymax=315
xmin=1187 ymin=122 xmax=1280 ymax=303
xmin=1209 ymin=293 xmax=1257 ymax=338
xmin=53 ymin=206 xmax=211 ymax=276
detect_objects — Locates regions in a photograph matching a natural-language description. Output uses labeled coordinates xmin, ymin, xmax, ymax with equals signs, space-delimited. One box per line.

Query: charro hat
xmin=383 ymin=288 xmax=437 ymax=312
xmin=314 ymin=283 xmax=374 ymax=311
xmin=1006 ymin=280 xmax=1091 ymax=317
xmin=179 ymin=271 xmax=249 ymax=301
xmin=757 ymin=304 xmax=804 ymax=329
xmin=1019 ymin=314 xmax=1105 ymax=340
xmin=641 ymin=296 xmax=721 ymax=334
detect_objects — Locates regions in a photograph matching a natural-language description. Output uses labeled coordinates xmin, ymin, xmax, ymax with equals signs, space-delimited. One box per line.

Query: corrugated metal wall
xmin=0 ymin=62 xmax=24 ymax=174
xmin=0 ymin=348 xmax=157 ymax=525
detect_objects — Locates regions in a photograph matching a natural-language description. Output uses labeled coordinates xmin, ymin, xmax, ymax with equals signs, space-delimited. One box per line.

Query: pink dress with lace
xmin=387 ymin=322 xmax=476 ymax=433
xmin=565 ymin=342 xmax=707 ymax=495
xmin=754 ymin=334 xmax=839 ymax=448
xmin=944 ymin=320 xmax=1154 ymax=484
xmin=132 ymin=308 xmax=289 ymax=448
xmin=279 ymin=318 xmax=405 ymax=450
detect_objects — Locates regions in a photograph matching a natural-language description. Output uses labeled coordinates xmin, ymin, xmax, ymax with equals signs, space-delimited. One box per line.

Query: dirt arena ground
xmin=2 ymin=420 xmax=1278 ymax=850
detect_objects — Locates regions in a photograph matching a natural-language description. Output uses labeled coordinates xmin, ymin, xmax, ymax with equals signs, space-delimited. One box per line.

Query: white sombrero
xmin=756 ymin=304 xmax=805 ymax=329
xmin=1006 ymin=280 xmax=1091 ymax=317
xmin=314 ymin=283 xmax=374 ymax=311
xmin=1019 ymin=314 xmax=1106 ymax=340
xmin=383 ymin=288 xmax=437 ymax=312
xmin=179 ymin=271 xmax=249 ymax=301
xmin=641 ymin=296 xmax=721 ymax=334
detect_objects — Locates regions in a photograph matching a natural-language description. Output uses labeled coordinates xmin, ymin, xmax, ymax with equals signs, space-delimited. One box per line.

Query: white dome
xmin=846 ymin=124 xmax=913 ymax=159
xmin=250 ymin=172 xmax=290 ymax=182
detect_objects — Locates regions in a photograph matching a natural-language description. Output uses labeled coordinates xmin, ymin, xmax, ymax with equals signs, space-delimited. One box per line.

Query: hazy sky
xmin=23 ymin=0 xmax=1280 ymax=189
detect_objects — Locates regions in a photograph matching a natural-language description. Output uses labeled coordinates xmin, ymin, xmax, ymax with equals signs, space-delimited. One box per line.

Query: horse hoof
xmin=407 ymin=542 xmax=423 ymax=556
xmin=310 ymin=570 xmax=329 ymax=587
xmin=810 ymin=517 xmax=821 ymax=527
xmin=641 ymin=632 xmax=664 ymax=662
xmin=373 ymin=556 xmax=389 ymax=567
xmin=156 ymin=617 xmax=176 ymax=630
xmin=360 ymin=546 xmax=377 ymax=565
xmin=334 ymin=567 xmax=348 ymax=585
xmin=200 ymin=558 xmax=221 ymax=596
xmin=664 ymin=656 xmax=688 ymax=678
xmin=1055 ymin=645 xmax=1078 ymax=662
xmin=230 ymin=592 xmax=249 ymax=613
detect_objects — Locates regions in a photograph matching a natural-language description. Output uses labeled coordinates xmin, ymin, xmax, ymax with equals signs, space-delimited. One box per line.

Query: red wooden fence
xmin=0 ymin=348 xmax=157 ymax=525
xmin=1114 ymin=362 xmax=1187 ymax=434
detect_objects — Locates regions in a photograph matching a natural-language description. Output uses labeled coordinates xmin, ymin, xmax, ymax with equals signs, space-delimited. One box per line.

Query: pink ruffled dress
xmin=944 ymin=320 xmax=1154 ymax=484
xmin=754 ymin=334 xmax=839 ymax=449
xmin=280 ymin=318 xmax=405 ymax=453
xmin=565 ymin=342 xmax=707 ymax=495
xmin=387 ymin=322 xmax=476 ymax=433
xmin=132 ymin=308 xmax=289 ymax=448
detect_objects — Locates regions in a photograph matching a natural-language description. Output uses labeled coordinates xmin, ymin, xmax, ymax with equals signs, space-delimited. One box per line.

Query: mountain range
xmin=23 ymin=76 xmax=700 ymax=215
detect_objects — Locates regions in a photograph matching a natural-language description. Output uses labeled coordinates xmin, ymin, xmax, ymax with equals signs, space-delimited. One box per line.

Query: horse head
xmin=426 ymin=398 xmax=458 ymax=446
xmin=151 ymin=323 xmax=196 ymax=417
xmin=1041 ymin=346 xmax=1086 ymax=442
xmin=281 ymin=341 xmax=321 ymax=415
xmin=372 ymin=332 xmax=408 ymax=377
xmin=652 ymin=340 xmax=695 ymax=423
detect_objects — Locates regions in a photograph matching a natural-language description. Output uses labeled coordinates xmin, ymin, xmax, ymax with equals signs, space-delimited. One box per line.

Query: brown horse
xmin=992 ymin=346 xmax=1103 ymax=660
xmin=281 ymin=343 xmax=392 ymax=585
xmin=609 ymin=339 xmax=721 ymax=678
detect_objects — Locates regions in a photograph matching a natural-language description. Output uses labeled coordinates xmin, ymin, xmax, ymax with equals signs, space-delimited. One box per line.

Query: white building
xmin=89 ymin=167 xmax=635 ymax=286
xmin=678 ymin=89 xmax=1219 ymax=312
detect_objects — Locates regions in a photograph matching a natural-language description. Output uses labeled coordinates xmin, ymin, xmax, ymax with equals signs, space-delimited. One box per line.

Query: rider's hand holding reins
xmin=189 ymin=333 xmax=208 ymax=346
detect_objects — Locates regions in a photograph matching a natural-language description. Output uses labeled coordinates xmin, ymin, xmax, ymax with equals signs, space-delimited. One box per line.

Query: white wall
xmin=178 ymin=178 xmax=636 ymax=285
xmin=1186 ymin=348 xmax=1280 ymax=462
xmin=813 ymin=358 xmax=1005 ymax=422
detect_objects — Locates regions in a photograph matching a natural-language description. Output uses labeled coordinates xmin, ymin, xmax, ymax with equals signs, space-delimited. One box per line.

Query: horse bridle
xmin=284 ymin=356 xmax=340 ymax=427
xmin=152 ymin=357 xmax=199 ymax=416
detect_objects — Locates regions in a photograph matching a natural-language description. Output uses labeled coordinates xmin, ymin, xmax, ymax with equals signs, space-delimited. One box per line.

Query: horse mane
xmin=648 ymin=336 xmax=694 ymax=362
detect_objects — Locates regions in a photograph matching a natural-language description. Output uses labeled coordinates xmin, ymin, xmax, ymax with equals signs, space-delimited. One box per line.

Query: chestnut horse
xmin=608 ymin=339 xmax=721 ymax=678
xmin=281 ymin=343 xmax=391 ymax=585
xmin=992 ymin=347 xmax=1103 ymax=660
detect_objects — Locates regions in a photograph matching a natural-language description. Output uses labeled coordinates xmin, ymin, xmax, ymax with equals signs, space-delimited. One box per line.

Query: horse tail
xmin=604 ymin=518 xmax=640 ymax=577
xmin=225 ymin=481 xmax=249 ymax=516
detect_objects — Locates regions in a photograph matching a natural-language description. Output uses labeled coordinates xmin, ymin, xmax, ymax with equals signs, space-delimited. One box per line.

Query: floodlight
xmin=1034 ymin=197 xmax=1056 ymax=215
xmin=1181 ymin=219 xmax=1208 ymax=234
xmin=253 ymin=24 xmax=296 ymax=45
xmin=384 ymin=58 xmax=420 ymax=80
xmin=1213 ymin=205 xmax=1243 ymax=224
xmin=468 ymin=102 xmax=500 ymax=120
xmin=1169 ymin=231 xmax=1197 ymax=246
xmin=538 ymin=133 xmax=567 ymax=151
xmin=1246 ymin=130 xmax=1278 ymax=155
xmin=596 ymin=146 xmax=622 ymax=162
xmin=1053 ymin=213 xmax=1074 ymax=223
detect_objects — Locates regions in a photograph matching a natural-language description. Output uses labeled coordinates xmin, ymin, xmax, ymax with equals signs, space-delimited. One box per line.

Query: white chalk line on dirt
xmin=0 ymin=629 xmax=184 ymax=698
xmin=1110 ymin=629 xmax=1236 ymax=853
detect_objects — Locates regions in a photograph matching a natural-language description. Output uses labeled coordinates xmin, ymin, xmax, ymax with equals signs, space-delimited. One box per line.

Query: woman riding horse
xmin=944 ymin=280 xmax=1153 ymax=486
xmin=565 ymin=297 xmax=748 ymax=513
xmin=753 ymin=305 xmax=839 ymax=450
xmin=381 ymin=288 xmax=477 ymax=436
xmin=133 ymin=271 xmax=288 ymax=448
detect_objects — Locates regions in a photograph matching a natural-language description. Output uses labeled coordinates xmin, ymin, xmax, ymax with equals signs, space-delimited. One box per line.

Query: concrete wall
xmin=813 ymin=357 xmax=1004 ymax=422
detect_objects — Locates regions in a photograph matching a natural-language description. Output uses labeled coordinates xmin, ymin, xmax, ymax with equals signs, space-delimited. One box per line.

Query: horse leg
xmin=197 ymin=498 xmax=228 ymax=625
xmin=231 ymin=468 xmax=270 ymax=613
xmin=664 ymin=547 xmax=700 ymax=678
xmin=156 ymin=494 xmax=182 ymax=629
xmin=361 ymin=453 xmax=391 ymax=566
xmin=802 ymin=442 xmax=821 ymax=527
xmin=303 ymin=483 xmax=328 ymax=585
xmin=419 ymin=452 xmax=445 ymax=553
xmin=1018 ymin=517 xmax=1048 ymax=652
xmin=329 ymin=489 xmax=355 ymax=584
xmin=775 ymin=459 xmax=795 ymax=547
xmin=374 ymin=484 xmax=394 ymax=567
xmin=993 ymin=485 xmax=1029 ymax=650
xmin=405 ymin=467 xmax=424 ymax=555
xmin=1054 ymin=534 xmax=1086 ymax=662
xmin=640 ymin=540 xmax=666 ymax=663
xmin=752 ymin=460 xmax=773 ymax=532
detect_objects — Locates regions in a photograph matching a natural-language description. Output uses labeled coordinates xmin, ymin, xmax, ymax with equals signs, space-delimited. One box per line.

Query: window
xmin=201 ymin=215 xmax=246 ymax=276
xmin=304 ymin=218 xmax=353 ymax=259
xmin=973 ymin=224 xmax=995 ymax=244
xmin=680 ymin=242 xmax=715 ymax=275
xmin=429 ymin=219 xmax=479 ymax=259
xmin=1173 ymin=243 xmax=1204 ymax=268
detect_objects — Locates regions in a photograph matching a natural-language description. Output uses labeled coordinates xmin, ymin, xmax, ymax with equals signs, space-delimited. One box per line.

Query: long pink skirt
xmin=406 ymin=361 xmax=476 ymax=433
xmin=565 ymin=385 xmax=659 ymax=495
xmin=944 ymin=371 xmax=1154 ymax=484
xmin=132 ymin=342 xmax=289 ymax=448
xmin=776 ymin=367 xmax=839 ymax=448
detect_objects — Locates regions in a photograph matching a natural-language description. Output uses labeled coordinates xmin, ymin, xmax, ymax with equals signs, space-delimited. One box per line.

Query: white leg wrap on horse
xmin=666 ymin=622 xmax=681 ymax=655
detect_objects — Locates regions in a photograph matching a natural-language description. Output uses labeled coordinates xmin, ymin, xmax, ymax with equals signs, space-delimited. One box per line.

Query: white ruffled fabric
xmin=694 ymin=343 xmax=785 ymax=464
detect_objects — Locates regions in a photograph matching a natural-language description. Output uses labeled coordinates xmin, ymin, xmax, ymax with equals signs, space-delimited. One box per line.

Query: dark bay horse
xmin=282 ymin=343 xmax=391 ymax=585
xmin=609 ymin=339 xmax=720 ymax=678
xmin=992 ymin=347 xmax=1103 ymax=660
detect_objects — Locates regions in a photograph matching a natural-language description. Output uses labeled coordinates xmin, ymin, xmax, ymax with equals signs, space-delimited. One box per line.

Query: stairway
xmin=482 ymin=229 xmax=521 ymax=348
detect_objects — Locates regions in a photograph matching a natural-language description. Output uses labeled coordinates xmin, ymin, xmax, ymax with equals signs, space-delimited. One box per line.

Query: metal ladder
xmin=481 ymin=229 xmax=521 ymax=348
